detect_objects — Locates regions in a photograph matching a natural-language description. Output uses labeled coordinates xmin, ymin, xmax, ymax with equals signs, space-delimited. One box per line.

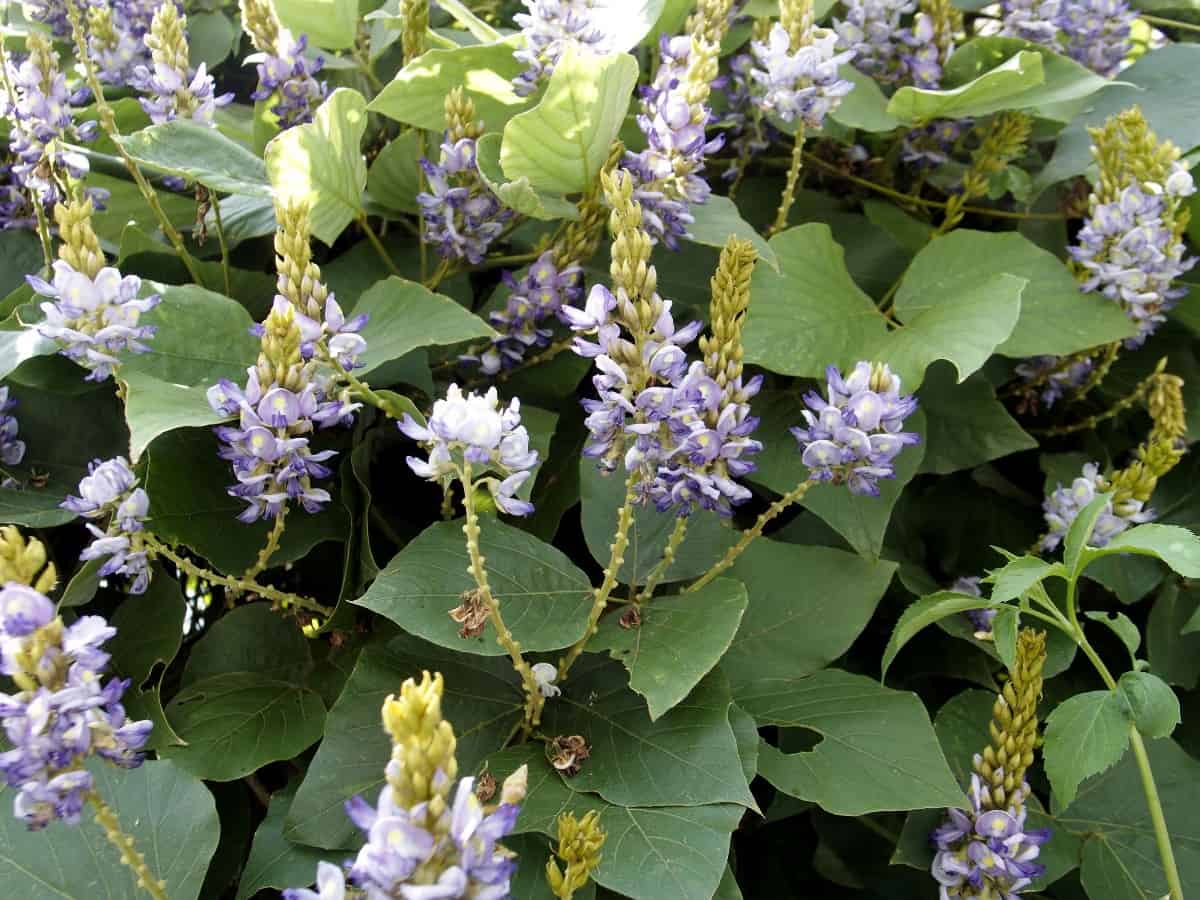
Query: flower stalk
xmin=89 ymin=792 xmax=169 ymax=900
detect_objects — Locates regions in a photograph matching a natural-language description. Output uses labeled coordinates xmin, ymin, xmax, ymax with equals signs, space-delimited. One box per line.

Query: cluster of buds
xmin=790 ymin=362 xmax=921 ymax=497
xmin=931 ymin=629 xmax=1051 ymax=897
xmin=62 ymin=457 xmax=154 ymax=595
xmin=133 ymin=1 xmax=233 ymax=125
xmin=417 ymin=90 xmax=513 ymax=264
xmin=27 ymin=199 xmax=160 ymax=382
xmin=399 ymin=385 xmax=540 ymax=517
xmin=546 ymin=810 xmax=606 ymax=899
xmin=511 ymin=0 xmax=609 ymax=97
xmin=284 ymin=672 xmax=527 ymax=899
xmin=240 ymin=0 xmax=327 ymax=129
xmin=208 ymin=202 xmax=364 ymax=523
xmin=2 ymin=33 xmax=98 ymax=212
xmin=0 ymin=529 xmax=152 ymax=830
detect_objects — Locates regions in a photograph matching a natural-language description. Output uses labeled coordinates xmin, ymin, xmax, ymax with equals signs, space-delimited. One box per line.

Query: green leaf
xmin=117 ymin=120 xmax=271 ymax=196
xmin=1057 ymin=738 xmax=1200 ymax=898
xmin=1117 ymin=671 xmax=1180 ymax=739
xmin=120 ymin=370 xmax=226 ymax=462
xmin=796 ymin=408 xmax=927 ymax=559
xmin=686 ymin=195 xmax=778 ymax=270
xmin=592 ymin=578 xmax=748 ymax=720
xmin=940 ymin=37 xmax=1111 ymax=121
xmin=366 ymin=130 xmax=422 ymax=214
xmin=882 ymin=591 xmax=999 ymax=679
xmin=988 ymin=555 xmax=1064 ymax=603
xmin=275 ymin=0 xmax=358 ymax=48
xmin=144 ymin=427 xmax=349 ymax=574
xmin=1037 ymin=44 xmax=1200 ymax=191
xmin=182 ymin=603 xmax=313 ymax=686
xmin=369 ymin=39 xmax=531 ymax=133
xmin=829 ymin=66 xmax=900 ymax=132
xmin=893 ymin=230 xmax=1134 ymax=359
xmin=354 ymin=518 xmax=594 ymax=654
xmin=888 ymin=51 xmax=1045 ymax=123
xmin=500 ymin=49 xmax=639 ymax=194
xmin=285 ymin=632 xmax=523 ymax=849
xmin=1147 ymin=581 xmax=1200 ymax=688
xmin=882 ymin=271 xmax=1025 ymax=390
xmin=0 ymin=320 xmax=55 ymax=381
xmin=108 ymin=569 xmax=186 ymax=685
xmin=475 ymin=132 xmax=580 ymax=221
xmin=163 ymin=673 xmax=327 ymax=781
xmin=495 ymin=747 xmax=743 ymax=900
xmin=236 ymin=782 xmax=328 ymax=900
xmin=1043 ymin=690 xmax=1131 ymax=808
xmin=88 ymin=171 xmax=196 ymax=246
xmin=723 ymin=539 xmax=896 ymax=703
xmin=1085 ymin=610 xmax=1142 ymax=665
xmin=0 ymin=484 xmax=75 ymax=527
xmin=0 ymin=230 xmax=43 ymax=298
xmin=747 ymin=670 xmax=966 ymax=814
xmin=578 ymin=461 xmax=736 ymax=584
xmin=1065 ymin=493 xmax=1115 ymax=578
xmin=1084 ymin=523 xmax=1200 ymax=578
xmin=351 ymin=276 xmax=496 ymax=381
xmin=187 ymin=10 xmax=239 ymax=69
xmin=587 ymin=1 xmax=667 ymax=52
xmin=918 ymin=363 xmax=1036 ymax=474
xmin=0 ymin=760 xmax=219 ymax=899
xmin=430 ymin=0 xmax=502 ymax=42
xmin=742 ymin=224 xmax=888 ymax=379
xmin=861 ymin=199 xmax=932 ymax=253
xmin=540 ymin=661 xmax=757 ymax=809
xmin=266 ymin=88 xmax=367 ymax=245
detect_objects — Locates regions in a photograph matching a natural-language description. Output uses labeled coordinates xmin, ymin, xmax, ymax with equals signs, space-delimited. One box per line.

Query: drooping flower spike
xmin=790 ymin=361 xmax=921 ymax=496
xmin=511 ymin=0 xmax=609 ymax=97
xmin=399 ymin=384 xmax=540 ymax=517
xmin=240 ymin=0 xmax=327 ymax=129
xmin=133 ymin=1 xmax=234 ymax=126
xmin=62 ymin=457 xmax=154 ymax=594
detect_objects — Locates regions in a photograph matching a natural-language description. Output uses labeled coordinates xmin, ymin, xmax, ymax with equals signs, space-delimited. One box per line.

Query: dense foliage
xmin=2 ymin=0 xmax=1200 ymax=898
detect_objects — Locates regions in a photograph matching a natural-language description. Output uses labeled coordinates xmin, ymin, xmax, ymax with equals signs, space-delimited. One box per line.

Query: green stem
xmin=67 ymin=7 xmax=205 ymax=285
xmin=243 ymin=507 xmax=288 ymax=581
xmin=88 ymin=792 xmax=169 ymax=900
xmin=426 ymin=258 xmax=452 ymax=291
xmin=1142 ymin=12 xmax=1200 ymax=33
xmin=558 ymin=472 xmax=639 ymax=680
xmin=418 ymin=130 xmax=429 ymax=283
xmin=358 ymin=214 xmax=401 ymax=276
xmin=146 ymin=536 xmax=328 ymax=615
xmin=1129 ymin=727 xmax=1186 ymax=900
xmin=636 ymin=517 xmax=688 ymax=605
xmin=768 ymin=128 xmax=806 ymax=237
xmin=212 ymin=191 xmax=232 ymax=297
xmin=353 ymin=43 xmax=386 ymax=93
xmin=459 ymin=461 xmax=544 ymax=734
xmin=686 ymin=480 xmax=813 ymax=595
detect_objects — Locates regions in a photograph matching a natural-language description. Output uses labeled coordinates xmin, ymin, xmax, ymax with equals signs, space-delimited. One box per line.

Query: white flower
xmin=532 ymin=662 xmax=561 ymax=698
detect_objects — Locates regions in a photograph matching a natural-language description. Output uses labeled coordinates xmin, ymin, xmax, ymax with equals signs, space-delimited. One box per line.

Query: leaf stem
xmin=1142 ymin=12 xmax=1200 ymax=33
xmin=67 ymin=6 xmax=205 ymax=285
xmin=358 ymin=214 xmax=402 ymax=276
xmin=145 ymin=536 xmax=328 ymax=615
xmin=686 ymin=479 xmax=813 ymax=594
xmin=636 ymin=516 xmax=688 ymax=605
xmin=1129 ymin=727 xmax=1186 ymax=900
xmin=211 ymin=190 xmax=232 ymax=297
xmin=459 ymin=460 xmax=544 ymax=735
xmin=88 ymin=791 xmax=169 ymax=900
xmin=558 ymin=471 xmax=639 ymax=681
xmin=243 ymin=507 xmax=288 ymax=581
xmin=768 ymin=127 xmax=806 ymax=237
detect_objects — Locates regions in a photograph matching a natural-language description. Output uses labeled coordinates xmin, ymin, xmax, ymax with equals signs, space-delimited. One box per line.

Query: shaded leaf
xmin=1043 ymin=690 xmax=1131 ymax=808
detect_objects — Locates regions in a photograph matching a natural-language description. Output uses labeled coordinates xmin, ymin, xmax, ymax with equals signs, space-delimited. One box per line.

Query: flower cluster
xmin=1014 ymin=354 xmax=1095 ymax=409
xmin=62 ymin=457 xmax=154 ymax=595
xmin=1040 ymin=461 xmax=1154 ymax=552
xmin=87 ymin=1 xmax=159 ymax=86
xmin=467 ymin=251 xmax=584 ymax=376
xmin=717 ymin=51 xmax=775 ymax=184
xmin=20 ymin=0 xmax=73 ymax=37
xmin=3 ymin=34 xmax=97 ymax=210
xmin=0 ymin=387 xmax=26 ymax=469
xmin=28 ymin=260 xmax=161 ymax=382
xmin=931 ymin=774 xmax=1050 ymax=898
xmin=284 ymin=672 xmax=527 ymax=899
xmin=622 ymin=32 xmax=725 ymax=250
xmin=999 ymin=0 xmax=1134 ymax=77
xmin=998 ymin=0 xmax=1064 ymax=47
xmin=1069 ymin=177 xmax=1197 ymax=345
xmin=749 ymin=23 xmax=855 ymax=129
xmin=209 ymin=299 xmax=345 ymax=523
xmin=901 ymin=118 xmax=969 ymax=168
xmin=400 ymin=385 xmax=540 ymax=516
xmin=0 ymin=581 xmax=152 ymax=829
xmin=790 ymin=362 xmax=920 ymax=497
xmin=250 ymin=32 xmax=327 ymax=129
xmin=833 ymin=0 xmax=942 ymax=86
xmin=511 ymin=0 xmax=608 ymax=97
xmin=134 ymin=2 xmax=233 ymax=126
xmin=418 ymin=130 xmax=513 ymax=265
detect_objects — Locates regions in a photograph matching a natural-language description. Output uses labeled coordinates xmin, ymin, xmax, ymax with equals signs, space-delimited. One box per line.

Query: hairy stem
xmin=88 ymin=792 xmax=169 ymax=900
xmin=769 ymin=128 xmax=806 ymax=237
xmin=459 ymin=461 xmax=544 ymax=733
xmin=212 ymin=191 xmax=232 ymax=296
xmin=558 ymin=472 xmax=639 ymax=680
xmin=686 ymin=479 xmax=813 ymax=594
xmin=358 ymin=214 xmax=402 ymax=276
xmin=243 ymin=507 xmax=288 ymax=581
xmin=637 ymin=516 xmax=688 ymax=605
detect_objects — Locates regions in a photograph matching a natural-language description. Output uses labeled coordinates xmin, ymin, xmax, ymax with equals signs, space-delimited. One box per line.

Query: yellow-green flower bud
xmin=402 ymin=0 xmax=429 ymax=65
xmin=700 ymin=237 xmax=757 ymax=390
xmin=54 ymin=198 xmax=106 ymax=279
xmin=381 ymin=671 xmax=459 ymax=817
xmin=780 ymin=0 xmax=815 ymax=49
xmin=0 ymin=527 xmax=57 ymax=594
xmin=686 ymin=0 xmax=738 ymax=46
xmin=546 ymin=810 xmax=606 ymax=899
xmin=444 ymin=87 xmax=483 ymax=145
xmin=273 ymin=199 xmax=329 ymax=319
xmin=146 ymin=2 xmax=192 ymax=79
xmin=239 ymin=0 xmax=283 ymax=54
